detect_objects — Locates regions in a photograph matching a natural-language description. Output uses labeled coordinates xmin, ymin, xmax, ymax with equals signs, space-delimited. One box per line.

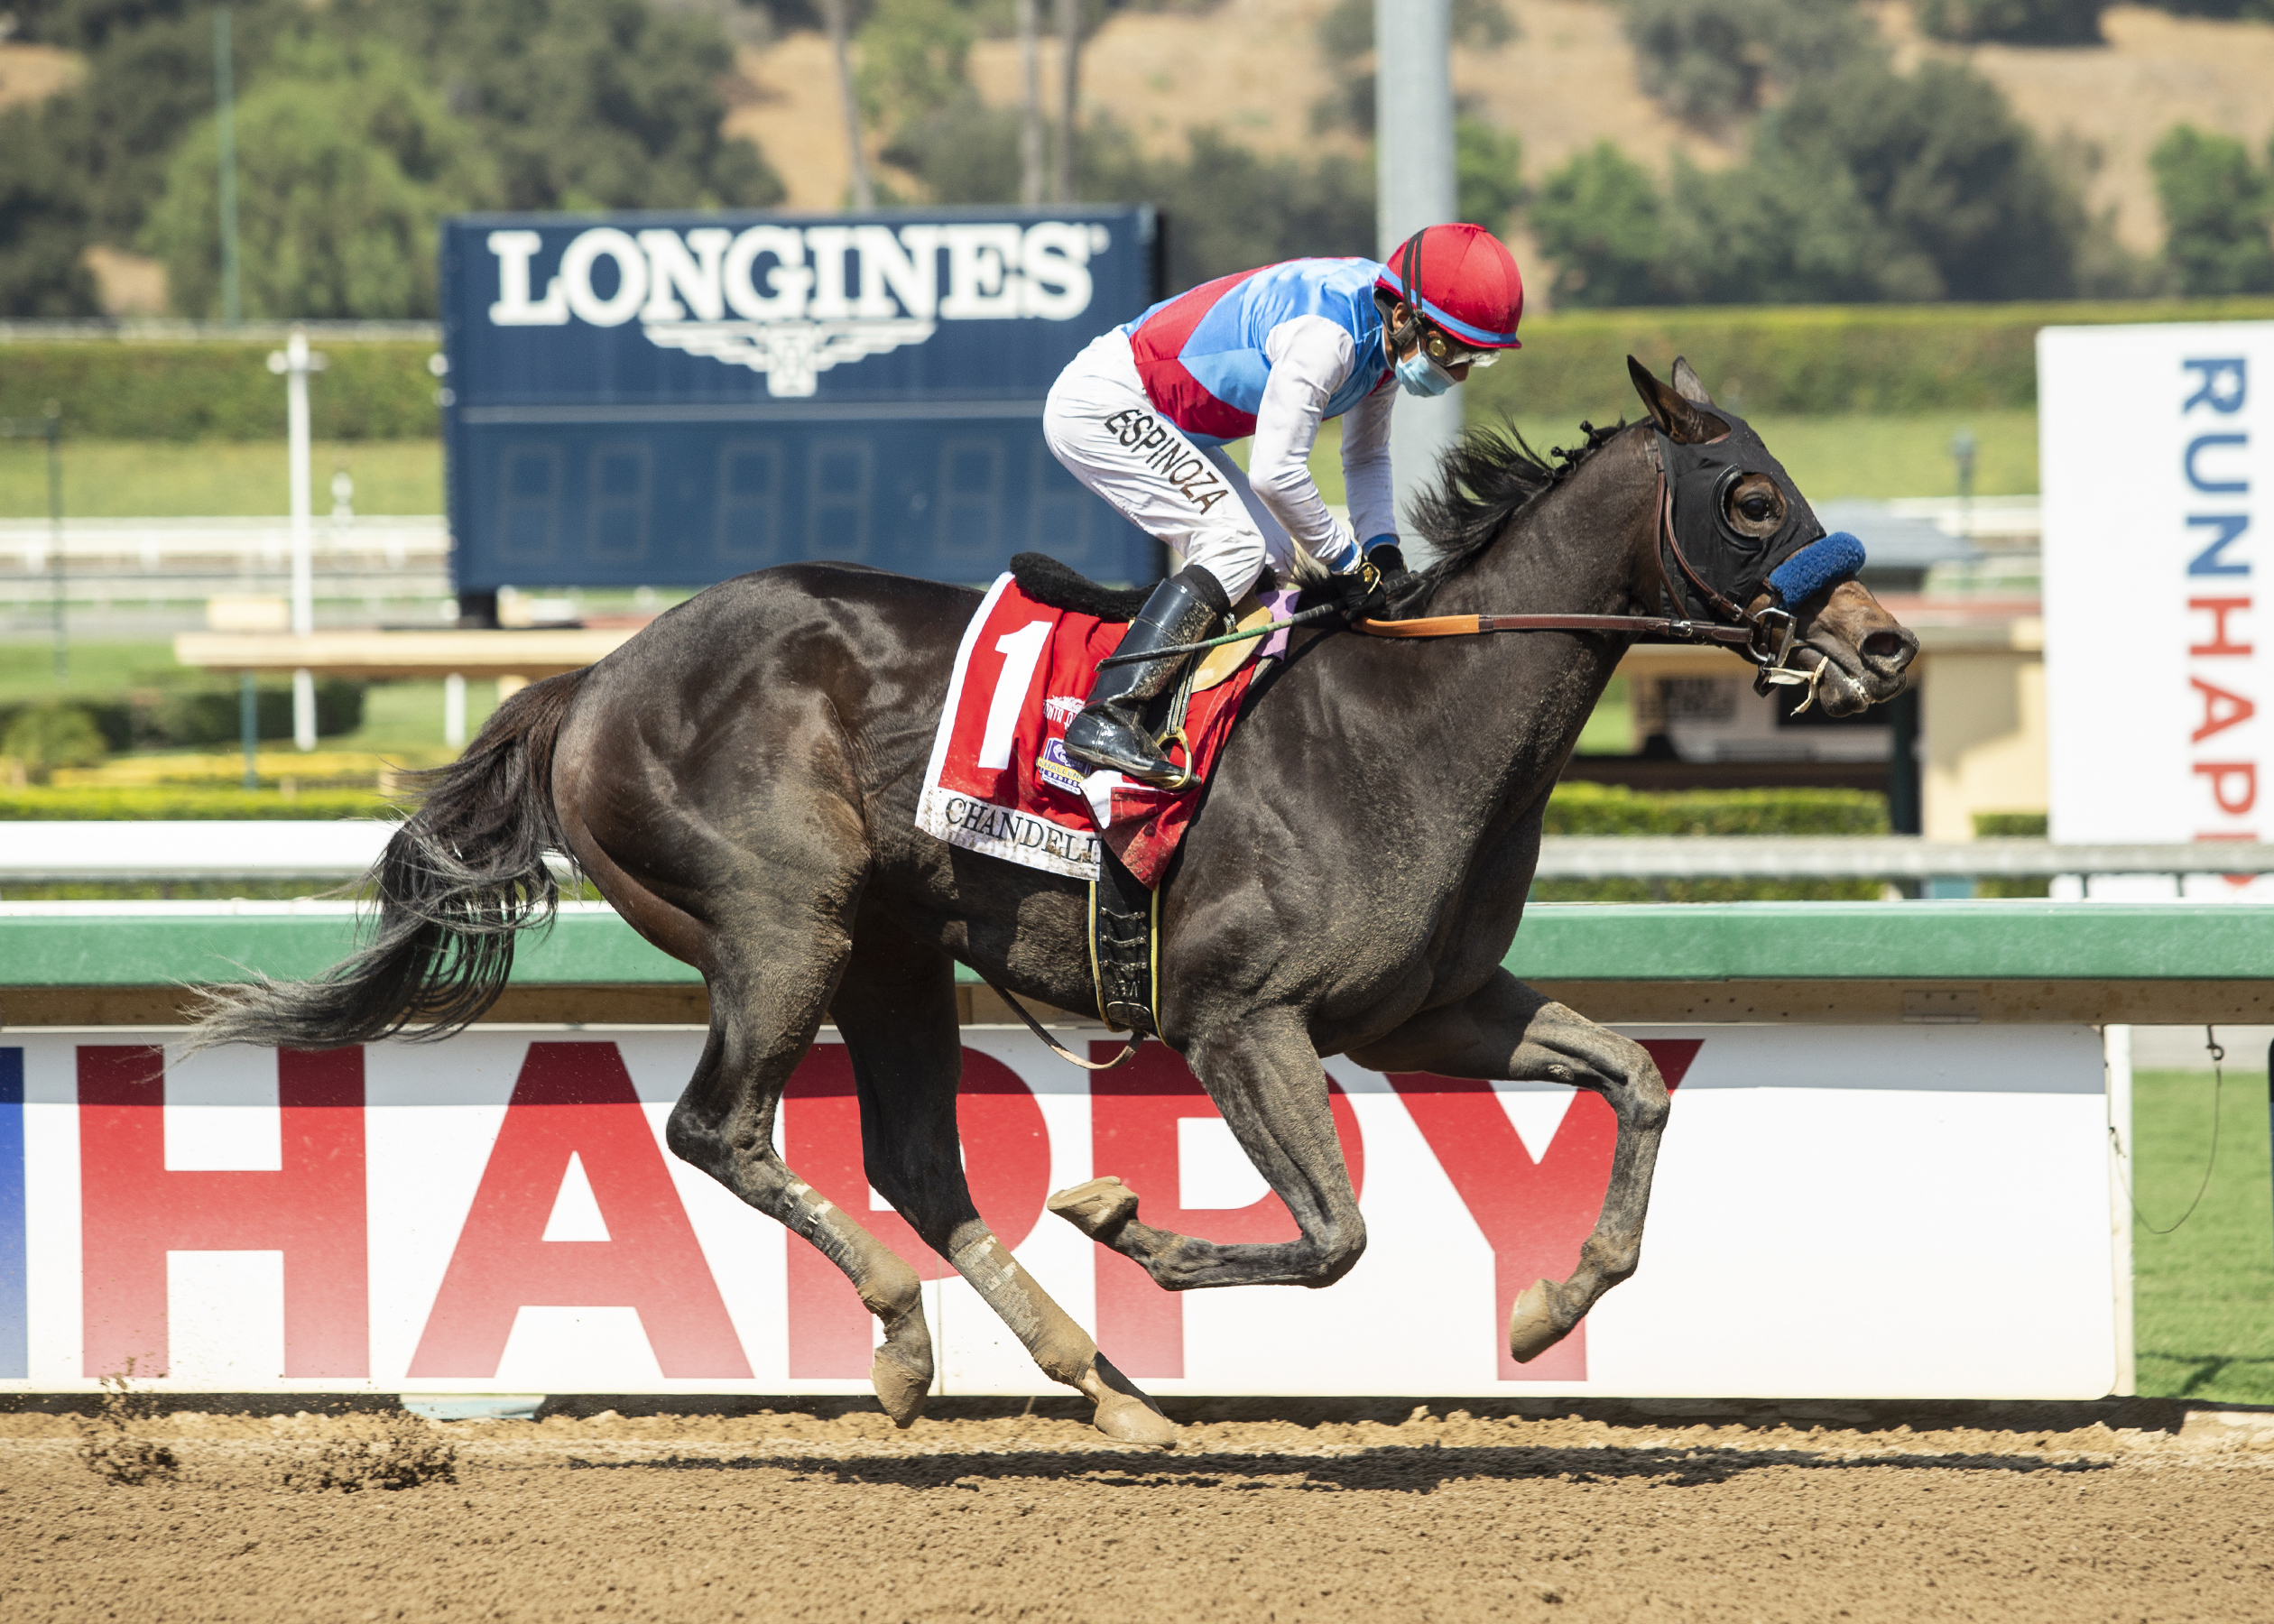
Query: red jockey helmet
xmin=1376 ymin=223 xmax=1524 ymax=351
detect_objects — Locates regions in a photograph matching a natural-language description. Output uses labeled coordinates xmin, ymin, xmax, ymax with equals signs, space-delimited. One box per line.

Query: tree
xmin=144 ymin=37 xmax=496 ymax=318
xmin=1052 ymin=0 xmax=1082 ymax=202
xmin=5 ymin=0 xmax=203 ymax=51
xmin=1313 ymin=0 xmax=1513 ymax=134
xmin=1086 ymin=126 xmax=1373 ymax=292
xmin=1659 ymin=143 xmax=1908 ymax=304
xmin=0 ymin=106 xmax=100 ymax=315
xmin=2150 ymin=125 xmax=2274 ymax=295
xmin=882 ymin=102 xmax=1024 ymax=205
xmin=1773 ymin=57 xmax=2083 ymax=300
xmin=1916 ymin=0 xmax=2107 ymax=42
xmin=1456 ymin=118 xmax=1526 ymax=236
xmin=1527 ymin=50 xmax=2086 ymax=306
xmin=35 ymin=1 xmax=298 ymax=249
xmin=854 ymin=0 xmax=975 ymax=141
xmin=1618 ymin=0 xmax=1872 ymax=128
xmin=1527 ymin=142 xmax=1667 ymax=307
xmin=338 ymin=0 xmax=781 ymax=212
xmin=824 ymin=0 xmax=875 ymax=208
xmin=1014 ymin=0 xmax=1044 ymax=205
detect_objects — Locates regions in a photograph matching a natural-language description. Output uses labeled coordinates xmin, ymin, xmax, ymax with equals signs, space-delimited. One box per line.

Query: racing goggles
xmin=1420 ymin=328 xmax=1502 ymax=370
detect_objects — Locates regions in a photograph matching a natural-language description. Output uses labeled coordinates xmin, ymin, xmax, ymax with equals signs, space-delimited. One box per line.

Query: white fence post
xmin=2103 ymin=1022 xmax=2136 ymax=1397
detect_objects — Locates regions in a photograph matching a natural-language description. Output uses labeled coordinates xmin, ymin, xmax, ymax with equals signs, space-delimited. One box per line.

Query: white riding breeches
xmin=1041 ymin=330 xmax=1294 ymax=603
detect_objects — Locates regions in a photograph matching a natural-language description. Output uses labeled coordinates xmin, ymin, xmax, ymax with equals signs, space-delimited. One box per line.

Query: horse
xmin=192 ymin=358 xmax=1918 ymax=1445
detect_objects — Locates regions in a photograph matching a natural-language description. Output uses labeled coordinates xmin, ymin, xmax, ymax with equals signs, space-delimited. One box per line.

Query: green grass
xmin=0 ymin=438 xmax=442 ymax=518
xmin=1576 ymin=674 xmax=1632 ymax=754
xmin=1271 ymin=410 xmax=2037 ymax=512
xmin=5 ymin=411 xmax=2027 ymax=524
xmin=2132 ymin=1066 xmax=2274 ymax=1407
xmin=340 ymin=677 xmax=499 ymax=754
xmin=1 ymin=636 xmax=498 ymax=756
xmin=0 ymin=638 xmax=179 ymax=703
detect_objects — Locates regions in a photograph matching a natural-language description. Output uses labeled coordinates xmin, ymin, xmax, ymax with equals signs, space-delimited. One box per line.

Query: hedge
xmin=1535 ymin=782 xmax=1888 ymax=902
xmin=0 ymin=337 xmax=439 ymax=441
xmin=1543 ymin=781 xmax=1887 ymax=835
xmin=1472 ymin=296 xmax=2274 ymax=420
xmin=0 ymin=785 xmax=393 ymax=818
xmin=0 ymin=683 xmax=365 ymax=753
xmin=9 ymin=298 xmax=2274 ymax=439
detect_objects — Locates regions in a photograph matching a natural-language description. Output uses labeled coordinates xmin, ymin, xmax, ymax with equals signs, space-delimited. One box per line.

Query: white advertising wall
xmin=2042 ymin=321 xmax=2274 ymax=894
xmin=0 ymin=1024 xmax=2117 ymax=1400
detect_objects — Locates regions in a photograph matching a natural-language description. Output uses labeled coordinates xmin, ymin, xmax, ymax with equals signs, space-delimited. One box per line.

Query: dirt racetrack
xmin=5 ymin=1398 xmax=2271 ymax=1622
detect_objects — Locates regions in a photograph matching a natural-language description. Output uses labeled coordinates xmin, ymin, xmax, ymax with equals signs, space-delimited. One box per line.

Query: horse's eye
xmin=1741 ymin=495 xmax=1772 ymax=521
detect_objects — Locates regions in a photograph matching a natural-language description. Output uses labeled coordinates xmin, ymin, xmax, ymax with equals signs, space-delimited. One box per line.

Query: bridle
xmin=1348 ymin=434 xmax=1832 ymax=705
xmin=1095 ymin=428 xmax=1855 ymax=706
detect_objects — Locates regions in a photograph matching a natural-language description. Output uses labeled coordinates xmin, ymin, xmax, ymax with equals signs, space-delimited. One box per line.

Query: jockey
xmin=1045 ymin=222 xmax=1525 ymax=786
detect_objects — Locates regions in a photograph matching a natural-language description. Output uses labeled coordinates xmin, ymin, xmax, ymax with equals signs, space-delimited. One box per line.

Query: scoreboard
xmin=438 ymin=208 xmax=1161 ymax=603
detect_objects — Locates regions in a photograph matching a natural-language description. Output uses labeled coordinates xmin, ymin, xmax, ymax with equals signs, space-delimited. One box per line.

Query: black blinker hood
xmin=1653 ymin=404 xmax=1826 ymax=621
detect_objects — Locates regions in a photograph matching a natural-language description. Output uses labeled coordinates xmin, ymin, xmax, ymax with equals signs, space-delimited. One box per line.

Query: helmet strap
xmin=1390 ymin=229 xmax=1428 ymax=354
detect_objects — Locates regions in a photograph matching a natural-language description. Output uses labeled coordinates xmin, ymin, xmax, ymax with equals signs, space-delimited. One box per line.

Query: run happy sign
xmin=2043 ymin=321 xmax=2274 ymax=881
xmin=0 ymin=1026 xmax=2116 ymax=1399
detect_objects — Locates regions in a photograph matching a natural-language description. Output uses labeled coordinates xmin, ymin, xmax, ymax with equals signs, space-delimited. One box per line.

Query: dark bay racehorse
xmin=195 ymin=360 xmax=1916 ymax=1444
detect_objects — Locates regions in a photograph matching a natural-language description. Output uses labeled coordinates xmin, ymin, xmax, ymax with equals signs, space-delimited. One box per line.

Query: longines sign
xmin=438 ymin=208 xmax=1157 ymax=592
xmin=483 ymin=221 xmax=1109 ymax=395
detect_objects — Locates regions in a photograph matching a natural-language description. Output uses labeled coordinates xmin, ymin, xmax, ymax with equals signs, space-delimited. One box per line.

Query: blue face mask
xmin=1394 ymin=348 xmax=1456 ymax=399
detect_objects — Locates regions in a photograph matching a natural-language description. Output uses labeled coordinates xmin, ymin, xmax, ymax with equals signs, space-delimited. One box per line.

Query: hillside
xmin=732 ymin=0 xmax=2274 ymax=261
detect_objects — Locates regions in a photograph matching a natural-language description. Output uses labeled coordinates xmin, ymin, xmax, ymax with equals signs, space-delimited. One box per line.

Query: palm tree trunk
xmin=1017 ymin=0 xmax=1046 ymax=205
xmin=825 ymin=0 xmax=874 ymax=209
xmin=1052 ymin=0 xmax=1080 ymax=202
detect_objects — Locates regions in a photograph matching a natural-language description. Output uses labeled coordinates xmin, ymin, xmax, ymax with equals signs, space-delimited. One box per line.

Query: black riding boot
xmin=1065 ymin=565 xmax=1232 ymax=786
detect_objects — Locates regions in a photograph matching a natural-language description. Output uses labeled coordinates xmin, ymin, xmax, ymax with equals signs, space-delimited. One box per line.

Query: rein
xmin=1351 ymin=463 xmax=1817 ymax=700
xmin=1099 ymin=458 xmax=1808 ymax=672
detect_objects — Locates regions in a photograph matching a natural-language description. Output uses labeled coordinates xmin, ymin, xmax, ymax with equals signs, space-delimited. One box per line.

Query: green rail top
xmin=2 ymin=900 xmax=2271 ymax=989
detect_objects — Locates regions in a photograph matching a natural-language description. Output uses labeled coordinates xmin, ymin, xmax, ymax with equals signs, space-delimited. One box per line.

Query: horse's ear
xmin=1628 ymin=355 xmax=1729 ymax=444
xmin=1670 ymin=355 xmax=1715 ymax=406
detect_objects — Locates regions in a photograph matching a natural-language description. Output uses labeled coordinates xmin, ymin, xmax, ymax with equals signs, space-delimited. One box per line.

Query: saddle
xmin=1008 ymin=551 xmax=1281 ymax=695
xmin=1010 ymin=551 xmax=1151 ymax=621
xmin=1003 ymin=552 xmax=1271 ymax=1040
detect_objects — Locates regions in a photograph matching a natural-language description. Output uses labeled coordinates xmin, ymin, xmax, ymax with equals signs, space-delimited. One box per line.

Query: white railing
xmin=7 ymin=826 xmax=2274 ymax=887
xmin=1534 ymin=838 xmax=2274 ymax=881
xmin=0 ymin=516 xmax=447 ymax=572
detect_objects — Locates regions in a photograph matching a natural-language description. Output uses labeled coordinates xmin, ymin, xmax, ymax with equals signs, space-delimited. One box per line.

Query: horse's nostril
xmin=1863 ymin=630 xmax=1916 ymax=670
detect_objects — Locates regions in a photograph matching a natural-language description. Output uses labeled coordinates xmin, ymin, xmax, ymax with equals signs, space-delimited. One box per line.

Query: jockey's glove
xmin=1365 ymin=540 xmax=1409 ymax=578
xmin=1329 ymin=558 xmax=1388 ymax=623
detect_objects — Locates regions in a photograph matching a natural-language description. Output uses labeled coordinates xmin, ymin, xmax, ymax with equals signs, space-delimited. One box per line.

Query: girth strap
xmin=976 ymin=972 xmax=1143 ymax=1072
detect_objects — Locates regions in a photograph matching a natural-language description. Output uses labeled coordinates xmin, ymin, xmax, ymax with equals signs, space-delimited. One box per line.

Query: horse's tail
xmin=188 ymin=669 xmax=589 ymax=1052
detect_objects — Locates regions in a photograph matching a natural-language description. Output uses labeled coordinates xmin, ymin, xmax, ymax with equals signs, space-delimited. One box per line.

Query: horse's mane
xmin=1400 ymin=418 xmax=1627 ymax=599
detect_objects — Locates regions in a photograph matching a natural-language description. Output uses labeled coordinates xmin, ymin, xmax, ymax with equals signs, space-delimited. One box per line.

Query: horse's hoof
xmin=1509 ymin=1278 xmax=1571 ymax=1363
xmin=1093 ymin=1391 xmax=1179 ymax=1447
xmin=1048 ymin=1176 xmax=1140 ymax=1241
xmin=1082 ymin=1353 xmax=1178 ymax=1447
xmin=871 ymin=1350 xmax=931 ymax=1428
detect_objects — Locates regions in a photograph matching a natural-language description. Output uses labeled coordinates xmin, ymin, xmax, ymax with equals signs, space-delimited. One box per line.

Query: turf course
xmin=2132 ymin=1065 xmax=2274 ymax=1407
xmin=0 ymin=439 xmax=443 ymax=518
xmin=3 ymin=412 xmax=2038 ymax=523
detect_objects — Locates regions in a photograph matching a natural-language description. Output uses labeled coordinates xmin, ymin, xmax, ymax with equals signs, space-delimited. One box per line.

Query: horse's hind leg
xmin=1049 ymin=1010 xmax=1369 ymax=1293
xmin=665 ymin=946 xmax=939 ymax=1426
xmin=831 ymin=924 xmax=1178 ymax=1446
xmin=1351 ymin=971 xmax=1671 ymax=1361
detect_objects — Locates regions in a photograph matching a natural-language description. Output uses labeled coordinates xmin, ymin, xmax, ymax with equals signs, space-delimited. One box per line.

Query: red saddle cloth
xmin=916 ymin=575 xmax=1270 ymax=889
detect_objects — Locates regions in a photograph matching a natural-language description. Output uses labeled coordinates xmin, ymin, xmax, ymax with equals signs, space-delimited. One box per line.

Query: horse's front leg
xmin=1350 ymin=971 xmax=1671 ymax=1362
xmin=1048 ymin=1011 xmax=1367 ymax=1291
